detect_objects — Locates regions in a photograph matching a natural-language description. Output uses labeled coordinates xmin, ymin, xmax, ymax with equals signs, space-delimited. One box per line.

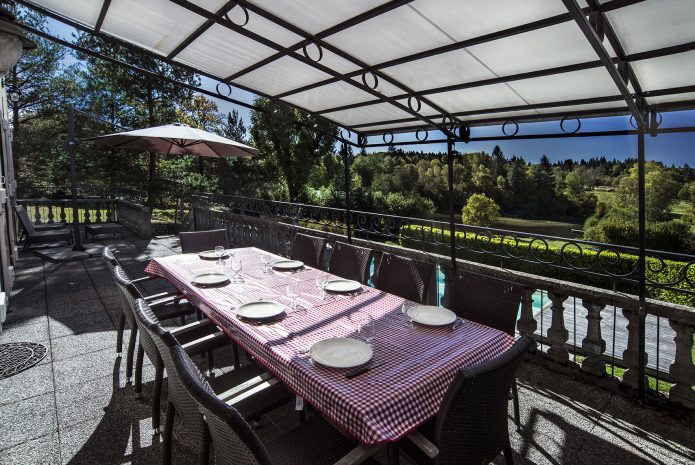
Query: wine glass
xmin=287 ymin=282 xmax=300 ymax=310
xmin=260 ymin=253 xmax=271 ymax=274
xmin=214 ymin=245 xmax=225 ymax=264
xmin=315 ymin=273 xmax=327 ymax=299
xmin=231 ymin=257 xmax=243 ymax=283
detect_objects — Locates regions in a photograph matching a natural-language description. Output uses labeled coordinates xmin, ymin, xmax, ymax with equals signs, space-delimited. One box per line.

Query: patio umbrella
xmin=86 ymin=122 xmax=257 ymax=158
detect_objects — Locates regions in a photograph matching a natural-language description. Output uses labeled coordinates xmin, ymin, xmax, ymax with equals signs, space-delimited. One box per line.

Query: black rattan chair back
xmin=102 ymin=246 xmax=119 ymax=274
xmin=328 ymin=242 xmax=372 ymax=284
xmin=434 ymin=336 xmax=532 ymax=465
xmin=442 ymin=269 xmax=523 ymax=335
xmin=171 ymin=344 xmax=273 ymax=465
xmin=180 ymin=229 xmax=230 ymax=254
xmin=132 ymin=299 xmax=207 ymax=440
xmin=372 ymin=253 xmax=434 ymax=304
xmin=113 ymin=266 xmax=161 ymax=363
xmin=290 ymin=233 xmax=327 ymax=269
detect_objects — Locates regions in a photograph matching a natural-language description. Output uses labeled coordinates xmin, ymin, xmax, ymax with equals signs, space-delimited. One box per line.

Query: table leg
xmin=387 ymin=443 xmax=400 ymax=465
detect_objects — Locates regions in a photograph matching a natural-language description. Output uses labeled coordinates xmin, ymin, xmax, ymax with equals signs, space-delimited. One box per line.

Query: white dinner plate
xmin=272 ymin=260 xmax=304 ymax=271
xmin=407 ymin=306 xmax=457 ymax=326
xmin=191 ymin=272 xmax=230 ymax=286
xmin=310 ymin=337 xmax=373 ymax=368
xmin=323 ymin=279 xmax=361 ymax=293
xmin=236 ymin=301 xmax=284 ymax=320
xmin=198 ymin=250 xmax=230 ymax=260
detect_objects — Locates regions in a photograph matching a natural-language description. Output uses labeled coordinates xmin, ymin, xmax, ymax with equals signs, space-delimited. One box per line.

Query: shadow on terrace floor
xmin=0 ymin=233 xmax=693 ymax=464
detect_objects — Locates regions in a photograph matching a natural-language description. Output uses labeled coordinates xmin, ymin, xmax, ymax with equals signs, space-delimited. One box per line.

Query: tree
xmin=615 ymin=162 xmax=681 ymax=221
xmin=461 ymin=193 xmax=500 ymax=227
xmin=250 ymin=97 xmax=336 ymax=201
xmin=221 ymin=109 xmax=247 ymax=142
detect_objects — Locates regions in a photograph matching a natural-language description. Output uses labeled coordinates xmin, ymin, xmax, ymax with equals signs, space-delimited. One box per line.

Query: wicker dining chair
xmin=171 ymin=342 xmax=361 ymax=465
xmin=403 ymin=336 xmax=532 ymax=465
xmin=371 ymin=253 xmax=435 ymax=304
xmin=289 ymin=233 xmax=327 ymax=269
xmin=328 ymin=242 xmax=372 ymax=284
xmin=111 ymin=264 xmax=196 ymax=383
xmin=117 ymin=273 xmax=228 ymax=433
xmin=180 ymin=229 xmax=230 ymax=254
xmin=442 ymin=268 xmax=525 ymax=430
xmin=132 ymin=299 xmax=288 ymax=465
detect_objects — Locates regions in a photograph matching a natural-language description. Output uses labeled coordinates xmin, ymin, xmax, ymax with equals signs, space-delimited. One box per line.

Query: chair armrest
xmin=143 ymin=290 xmax=183 ymax=303
xmin=130 ymin=276 xmax=156 ymax=284
xmin=405 ymin=430 xmax=439 ymax=460
xmin=171 ymin=319 xmax=216 ymax=341
xmin=181 ymin=331 xmax=229 ymax=356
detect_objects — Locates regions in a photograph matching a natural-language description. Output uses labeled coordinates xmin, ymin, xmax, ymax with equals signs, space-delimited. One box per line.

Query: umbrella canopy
xmin=87 ymin=122 xmax=257 ymax=158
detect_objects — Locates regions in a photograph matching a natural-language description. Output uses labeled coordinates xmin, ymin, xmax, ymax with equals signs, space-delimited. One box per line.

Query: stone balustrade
xmin=17 ymin=198 xmax=117 ymax=225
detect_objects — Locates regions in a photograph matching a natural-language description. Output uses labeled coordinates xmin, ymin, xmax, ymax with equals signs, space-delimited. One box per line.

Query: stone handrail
xmin=115 ymin=199 xmax=151 ymax=239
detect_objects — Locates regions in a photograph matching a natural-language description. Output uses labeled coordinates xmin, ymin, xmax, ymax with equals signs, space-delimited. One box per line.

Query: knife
xmin=345 ymin=361 xmax=385 ymax=379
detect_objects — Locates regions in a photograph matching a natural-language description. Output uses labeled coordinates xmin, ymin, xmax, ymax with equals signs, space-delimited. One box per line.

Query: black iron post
xmin=341 ymin=141 xmax=352 ymax=243
xmin=66 ymin=106 xmax=83 ymax=251
xmin=447 ymin=136 xmax=456 ymax=270
xmin=637 ymin=124 xmax=647 ymax=402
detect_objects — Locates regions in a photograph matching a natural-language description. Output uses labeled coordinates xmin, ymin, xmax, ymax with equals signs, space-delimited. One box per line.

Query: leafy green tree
xmin=250 ymin=97 xmax=336 ymax=201
xmin=615 ymin=162 xmax=681 ymax=221
xmin=461 ymin=193 xmax=500 ymax=227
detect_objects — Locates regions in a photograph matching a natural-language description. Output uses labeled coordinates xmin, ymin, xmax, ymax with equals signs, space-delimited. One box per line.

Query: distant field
xmin=494 ymin=217 xmax=583 ymax=238
xmin=592 ymin=190 xmax=615 ymax=204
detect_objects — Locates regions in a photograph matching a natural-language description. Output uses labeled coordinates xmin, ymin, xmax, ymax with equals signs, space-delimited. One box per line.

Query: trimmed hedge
xmin=401 ymin=225 xmax=695 ymax=307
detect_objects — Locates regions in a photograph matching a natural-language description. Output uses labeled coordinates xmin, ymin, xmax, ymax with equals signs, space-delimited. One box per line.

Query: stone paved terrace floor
xmin=1 ymin=233 xmax=694 ymax=465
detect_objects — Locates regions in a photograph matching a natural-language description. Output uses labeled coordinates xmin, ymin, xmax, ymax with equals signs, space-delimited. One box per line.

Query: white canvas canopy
xmin=88 ymin=123 xmax=257 ymax=158
xmin=19 ymin=0 xmax=695 ymax=138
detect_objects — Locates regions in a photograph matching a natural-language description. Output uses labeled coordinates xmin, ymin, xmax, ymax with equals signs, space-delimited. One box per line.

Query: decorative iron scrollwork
xmin=216 ymin=82 xmax=232 ymax=97
xmin=302 ymin=41 xmax=324 ymax=63
xmin=382 ymin=132 xmax=394 ymax=144
xmin=502 ymin=120 xmax=519 ymax=137
xmin=415 ymin=128 xmax=428 ymax=142
xmin=560 ymin=116 xmax=581 ymax=134
xmin=361 ymin=71 xmax=379 ymax=90
xmin=224 ymin=4 xmax=250 ymax=27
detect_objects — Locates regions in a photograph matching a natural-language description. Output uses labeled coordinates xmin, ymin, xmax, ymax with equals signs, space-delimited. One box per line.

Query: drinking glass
xmin=231 ymin=257 xmax=243 ymax=283
xmin=355 ymin=312 xmax=375 ymax=344
xmin=315 ymin=273 xmax=327 ymax=299
xmin=260 ymin=253 xmax=271 ymax=274
xmin=287 ymin=282 xmax=300 ymax=310
xmin=402 ymin=302 xmax=418 ymax=326
xmin=214 ymin=245 xmax=225 ymax=264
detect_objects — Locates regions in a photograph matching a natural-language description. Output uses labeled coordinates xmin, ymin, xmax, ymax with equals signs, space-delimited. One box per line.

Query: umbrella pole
xmin=66 ymin=106 xmax=83 ymax=251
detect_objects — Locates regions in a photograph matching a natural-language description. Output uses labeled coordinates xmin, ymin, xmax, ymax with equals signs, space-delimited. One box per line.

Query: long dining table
xmin=145 ymin=246 xmax=515 ymax=463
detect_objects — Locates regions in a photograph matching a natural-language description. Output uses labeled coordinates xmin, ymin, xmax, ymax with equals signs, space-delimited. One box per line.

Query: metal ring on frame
xmin=224 ymin=4 xmax=250 ymax=27
xmin=560 ymin=116 xmax=581 ymax=134
xmin=407 ymin=95 xmax=422 ymax=113
xmin=340 ymin=128 xmax=352 ymax=140
xmin=415 ymin=128 xmax=428 ymax=142
xmin=457 ymin=124 xmax=471 ymax=141
xmin=382 ymin=132 xmax=394 ymax=144
xmin=357 ymin=134 xmax=367 ymax=146
xmin=361 ymin=71 xmax=379 ymax=90
xmin=651 ymin=112 xmax=663 ymax=128
xmin=502 ymin=120 xmax=519 ymax=137
xmin=302 ymin=41 xmax=324 ymax=63
xmin=441 ymin=115 xmax=455 ymax=130
xmin=216 ymin=82 xmax=232 ymax=97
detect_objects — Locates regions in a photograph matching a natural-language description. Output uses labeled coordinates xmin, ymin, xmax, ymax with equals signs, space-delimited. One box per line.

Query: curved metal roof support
xmin=561 ymin=0 xmax=645 ymax=126
xmin=167 ymin=0 xmax=461 ymax=139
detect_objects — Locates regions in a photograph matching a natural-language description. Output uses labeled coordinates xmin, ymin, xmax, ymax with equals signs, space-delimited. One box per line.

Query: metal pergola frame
xmin=15 ymin=0 xmax=695 ymax=404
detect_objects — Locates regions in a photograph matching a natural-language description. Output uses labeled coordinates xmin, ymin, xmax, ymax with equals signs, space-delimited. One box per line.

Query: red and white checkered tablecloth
xmin=145 ymin=247 xmax=515 ymax=446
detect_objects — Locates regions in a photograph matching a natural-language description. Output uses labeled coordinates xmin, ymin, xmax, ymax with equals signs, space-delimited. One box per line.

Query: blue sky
xmin=47 ymin=19 xmax=695 ymax=167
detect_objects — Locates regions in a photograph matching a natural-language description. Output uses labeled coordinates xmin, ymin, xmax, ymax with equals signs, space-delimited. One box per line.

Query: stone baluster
xmin=33 ymin=203 xmax=41 ymax=224
xmin=47 ymin=204 xmax=55 ymax=224
xmin=106 ymin=201 xmax=113 ymax=222
xmin=95 ymin=202 xmax=102 ymax=223
xmin=581 ymin=300 xmax=607 ymax=376
xmin=667 ymin=320 xmax=695 ymax=408
xmin=621 ymin=307 xmax=647 ymax=388
xmin=84 ymin=203 xmax=91 ymax=224
xmin=547 ymin=292 xmax=569 ymax=363
xmin=59 ymin=203 xmax=67 ymax=223
xmin=517 ymin=287 xmax=537 ymax=337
